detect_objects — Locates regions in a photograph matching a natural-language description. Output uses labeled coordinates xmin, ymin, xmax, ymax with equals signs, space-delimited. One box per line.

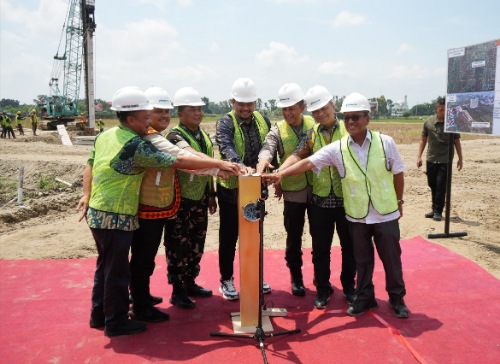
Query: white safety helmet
xmin=173 ymin=87 xmax=205 ymax=107
xmin=276 ymin=83 xmax=305 ymax=108
xmin=230 ymin=78 xmax=258 ymax=102
xmin=110 ymin=87 xmax=153 ymax=111
xmin=340 ymin=92 xmax=371 ymax=113
xmin=144 ymin=86 xmax=174 ymax=109
xmin=304 ymin=85 xmax=333 ymax=112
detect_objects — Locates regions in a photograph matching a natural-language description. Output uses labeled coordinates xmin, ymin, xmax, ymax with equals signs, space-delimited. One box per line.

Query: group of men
xmin=78 ymin=77 xmax=462 ymax=337
xmin=1 ymin=109 xmax=38 ymax=138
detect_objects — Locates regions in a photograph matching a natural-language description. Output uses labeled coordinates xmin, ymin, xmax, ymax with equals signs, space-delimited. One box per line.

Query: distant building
xmin=391 ymin=95 xmax=409 ymax=117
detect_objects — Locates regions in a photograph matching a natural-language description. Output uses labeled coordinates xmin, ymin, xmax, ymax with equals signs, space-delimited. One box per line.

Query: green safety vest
xmin=277 ymin=115 xmax=316 ymax=192
xmin=89 ymin=126 xmax=144 ymax=216
xmin=217 ymin=111 xmax=269 ymax=189
xmin=311 ymin=121 xmax=347 ymax=197
xmin=16 ymin=116 xmax=22 ymax=125
xmin=1 ymin=115 xmax=10 ymax=126
xmin=339 ymin=131 xmax=398 ymax=219
xmin=171 ymin=125 xmax=214 ymax=201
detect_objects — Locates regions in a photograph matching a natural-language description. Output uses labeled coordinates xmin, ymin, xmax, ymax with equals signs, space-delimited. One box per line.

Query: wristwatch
xmin=398 ymin=199 xmax=404 ymax=205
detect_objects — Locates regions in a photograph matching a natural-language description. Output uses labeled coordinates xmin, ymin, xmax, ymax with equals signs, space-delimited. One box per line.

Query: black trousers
xmin=347 ymin=219 xmax=406 ymax=303
xmin=90 ymin=228 xmax=133 ymax=327
xmin=218 ymin=199 xmax=239 ymax=281
xmin=283 ymin=200 xmax=309 ymax=280
xmin=130 ymin=218 xmax=167 ymax=311
xmin=426 ymin=161 xmax=448 ymax=214
xmin=308 ymin=205 xmax=356 ymax=294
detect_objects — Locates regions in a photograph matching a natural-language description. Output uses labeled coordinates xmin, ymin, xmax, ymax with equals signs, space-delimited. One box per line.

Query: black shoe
xmin=344 ymin=292 xmax=356 ymax=305
xmin=346 ymin=298 xmax=378 ymax=317
xmin=150 ymin=294 xmax=163 ymax=306
xmin=129 ymin=294 xmax=163 ymax=306
xmin=186 ymin=282 xmax=213 ymax=297
xmin=129 ymin=307 xmax=170 ymax=323
xmin=89 ymin=317 xmax=105 ymax=329
xmin=433 ymin=212 xmax=443 ymax=221
xmin=314 ymin=290 xmax=331 ymax=309
xmin=105 ymin=319 xmax=147 ymax=337
xmin=291 ymin=281 xmax=306 ymax=297
xmin=388 ymin=297 xmax=410 ymax=318
xmin=425 ymin=211 xmax=434 ymax=218
xmin=170 ymin=293 xmax=196 ymax=309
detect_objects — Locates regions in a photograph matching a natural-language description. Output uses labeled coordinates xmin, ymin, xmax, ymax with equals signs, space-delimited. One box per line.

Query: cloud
xmin=136 ymin=0 xmax=191 ymax=9
xmin=332 ymin=10 xmax=366 ymax=27
xmin=317 ymin=61 xmax=346 ymax=75
xmin=208 ymin=42 xmax=220 ymax=53
xmin=100 ymin=19 xmax=182 ymax=61
xmin=386 ymin=64 xmax=429 ymax=81
xmin=255 ymin=42 xmax=309 ymax=68
xmin=396 ymin=43 xmax=413 ymax=55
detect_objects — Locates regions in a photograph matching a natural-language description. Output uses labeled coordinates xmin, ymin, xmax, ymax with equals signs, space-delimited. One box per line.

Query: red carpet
xmin=1 ymin=236 xmax=499 ymax=363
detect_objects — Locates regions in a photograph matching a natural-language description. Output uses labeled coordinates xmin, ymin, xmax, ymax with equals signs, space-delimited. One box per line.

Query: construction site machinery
xmin=39 ymin=0 xmax=95 ymax=131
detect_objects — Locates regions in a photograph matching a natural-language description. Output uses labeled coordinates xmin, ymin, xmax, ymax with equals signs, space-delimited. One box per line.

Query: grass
xmin=38 ymin=175 xmax=64 ymax=190
xmin=100 ymin=115 xmax=499 ymax=145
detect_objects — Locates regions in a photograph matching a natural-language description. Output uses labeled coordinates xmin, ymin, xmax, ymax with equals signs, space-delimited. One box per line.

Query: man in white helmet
xmin=77 ymin=87 xmax=240 ymax=337
xmin=267 ymin=85 xmax=356 ymax=309
xmin=128 ymin=86 xmax=239 ymax=322
xmin=215 ymin=77 xmax=272 ymax=300
xmin=256 ymin=83 xmax=316 ymax=297
xmin=164 ymin=87 xmax=224 ymax=309
xmin=263 ymin=92 xmax=409 ymax=319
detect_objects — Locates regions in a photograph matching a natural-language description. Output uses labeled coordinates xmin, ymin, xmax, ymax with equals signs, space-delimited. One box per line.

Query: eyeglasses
xmin=344 ymin=114 xmax=366 ymax=122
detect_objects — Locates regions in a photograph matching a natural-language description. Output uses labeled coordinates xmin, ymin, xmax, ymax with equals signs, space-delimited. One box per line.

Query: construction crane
xmin=39 ymin=0 xmax=95 ymax=131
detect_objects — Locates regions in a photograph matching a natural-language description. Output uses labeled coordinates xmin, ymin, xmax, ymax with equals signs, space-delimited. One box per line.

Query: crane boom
xmin=41 ymin=0 xmax=95 ymax=132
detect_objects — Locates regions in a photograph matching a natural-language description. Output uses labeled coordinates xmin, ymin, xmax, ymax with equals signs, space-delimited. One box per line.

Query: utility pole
xmin=82 ymin=0 xmax=96 ymax=132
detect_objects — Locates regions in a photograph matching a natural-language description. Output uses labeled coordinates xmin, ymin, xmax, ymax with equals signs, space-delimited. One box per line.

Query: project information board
xmin=446 ymin=39 xmax=500 ymax=135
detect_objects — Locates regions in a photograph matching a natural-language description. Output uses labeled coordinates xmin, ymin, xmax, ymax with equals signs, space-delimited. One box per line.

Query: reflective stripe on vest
xmin=89 ymin=126 xmax=143 ymax=215
xmin=277 ymin=115 xmax=316 ymax=192
xmin=217 ymin=111 xmax=269 ymax=189
xmin=311 ymin=121 xmax=346 ymax=197
xmin=172 ymin=125 xmax=214 ymax=201
xmin=340 ymin=131 xmax=398 ymax=219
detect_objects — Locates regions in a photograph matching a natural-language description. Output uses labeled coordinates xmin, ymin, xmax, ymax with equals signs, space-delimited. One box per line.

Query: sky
xmin=1 ymin=0 xmax=499 ymax=108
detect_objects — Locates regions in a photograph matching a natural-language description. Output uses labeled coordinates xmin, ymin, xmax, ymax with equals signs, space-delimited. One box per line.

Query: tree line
xmin=1 ymin=95 xmax=439 ymax=119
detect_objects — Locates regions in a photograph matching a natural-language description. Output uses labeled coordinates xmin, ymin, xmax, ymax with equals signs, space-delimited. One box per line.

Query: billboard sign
xmin=446 ymin=39 xmax=500 ymax=135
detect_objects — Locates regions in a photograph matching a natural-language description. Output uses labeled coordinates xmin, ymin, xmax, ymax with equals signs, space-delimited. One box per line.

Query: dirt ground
xmin=1 ymin=128 xmax=499 ymax=279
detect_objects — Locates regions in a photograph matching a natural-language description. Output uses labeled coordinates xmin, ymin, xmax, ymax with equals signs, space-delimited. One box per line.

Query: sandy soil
xmin=1 ymin=129 xmax=499 ymax=279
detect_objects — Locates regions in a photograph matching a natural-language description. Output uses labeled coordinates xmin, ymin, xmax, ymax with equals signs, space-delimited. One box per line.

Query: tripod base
xmin=230 ymin=313 xmax=274 ymax=334
xmin=229 ymin=308 xmax=288 ymax=333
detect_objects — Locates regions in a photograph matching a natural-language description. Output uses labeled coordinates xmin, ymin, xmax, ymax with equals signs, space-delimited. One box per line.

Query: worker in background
xmin=165 ymin=87 xmax=219 ymax=309
xmin=76 ymin=86 xmax=240 ymax=337
xmin=256 ymin=83 xmax=315 ymax=297
xmin=1 ymin=111 xmax=8 ymax=138
xmin=270 ymin=85 xmax=355 ymax=309
xmin=215 ymin=77 xmax=272 ymax=300
xmin=16 ymin=111 xmax=25 ymax=136
xmin=2 ymin=111 xmax=16 ymax=139
xmin=263 ymin=92 xmax=409 ymax=319
xmin=30 ymin=109 xmax=38 ymax=136
xmin=128 ymin=86 xmax=238 ymax=322
xmin=416 ymin=96 xmax=463 ymax=221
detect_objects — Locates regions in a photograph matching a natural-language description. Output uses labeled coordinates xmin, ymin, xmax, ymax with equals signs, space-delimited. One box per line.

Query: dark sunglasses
xmin=344 ymin=114 xmax=366 ymax=122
